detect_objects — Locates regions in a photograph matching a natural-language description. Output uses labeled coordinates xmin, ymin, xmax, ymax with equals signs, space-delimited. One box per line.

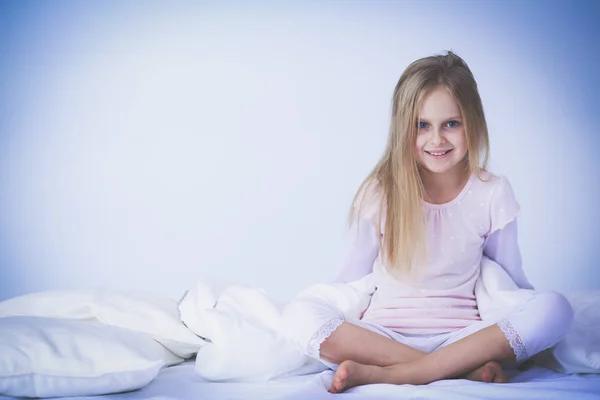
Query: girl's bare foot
xmin=465 ymin=361 xmax=508 ymax=383
xmin=328 ymin=360 xmax=384 ymax=393
xmin=329 ymin=360 xmax=507 ymax=393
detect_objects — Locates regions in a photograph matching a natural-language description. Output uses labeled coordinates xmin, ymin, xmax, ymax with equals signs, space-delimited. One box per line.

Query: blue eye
xmin=417 ymin=121 xmax=429 ymax=129
xmin=446 ymin=120 xmax=460 ymax=128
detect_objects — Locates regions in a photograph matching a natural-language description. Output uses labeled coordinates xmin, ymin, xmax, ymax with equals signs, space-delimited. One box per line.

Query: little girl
xmin=282 ymin=51 xmax=574 ymax=393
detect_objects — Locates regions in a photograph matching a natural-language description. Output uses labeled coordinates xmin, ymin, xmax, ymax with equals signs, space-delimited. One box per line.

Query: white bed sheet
xmin=284 ymin=367 xmax=600 ymax=400
xmin=2 ymin=361 xmax=598 ymax=400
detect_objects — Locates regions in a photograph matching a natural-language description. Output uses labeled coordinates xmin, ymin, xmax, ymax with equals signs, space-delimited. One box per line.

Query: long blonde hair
xmin=350 ymin=51 xmax=490 ymax=276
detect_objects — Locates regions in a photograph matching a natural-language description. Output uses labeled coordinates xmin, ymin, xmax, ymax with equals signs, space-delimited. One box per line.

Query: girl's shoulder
xmin=473 ymin=170 xmax=520 ymax=235
xmin=472 ymin=170 xmax=516 ymax=198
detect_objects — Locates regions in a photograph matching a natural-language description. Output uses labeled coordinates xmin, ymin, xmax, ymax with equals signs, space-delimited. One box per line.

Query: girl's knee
xmin=500 ymin=291 xmax=574 ymax=360
xmin=534 ymin=291 xmax=574 ymax=329
xmin=282 ymin=298 xmax=344 ymax=324
xmin=516 ymin=291 xmax=574 ymax=353
xmin=281 ymin=298 xmax=345 ymax=353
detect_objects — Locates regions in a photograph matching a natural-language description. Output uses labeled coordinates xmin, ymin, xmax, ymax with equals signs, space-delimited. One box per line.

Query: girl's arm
xmin=330 ymin=218 xmax=379 ymax=283
xmin=483 ymin=220 xmax=534 ymax=290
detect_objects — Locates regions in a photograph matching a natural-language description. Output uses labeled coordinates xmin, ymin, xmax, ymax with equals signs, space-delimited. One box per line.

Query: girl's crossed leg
xmin=282 ymin=297 xmax=507 ymax=388
xmin=329 ymin=291 xmax=573 ymax=393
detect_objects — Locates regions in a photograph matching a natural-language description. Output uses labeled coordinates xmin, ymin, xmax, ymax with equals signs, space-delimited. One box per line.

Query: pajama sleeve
xmin=487 ymin=175 xmax=520 ymax=236
xmin=483 ymin=219 xmax=535 ymax=290
xmin=329 ymin=218 xmax=380 ymax=283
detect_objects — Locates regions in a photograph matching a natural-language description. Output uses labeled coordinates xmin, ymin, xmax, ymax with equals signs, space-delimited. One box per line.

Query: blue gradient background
xmin=1 ymin=1 xmax=599 ymax=302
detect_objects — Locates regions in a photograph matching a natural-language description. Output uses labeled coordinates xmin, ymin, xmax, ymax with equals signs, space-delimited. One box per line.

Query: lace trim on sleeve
xmin=306 ymin=318 xmax=344 ymax=359
xmin=497 ymin=318 xmax=528 ymax=363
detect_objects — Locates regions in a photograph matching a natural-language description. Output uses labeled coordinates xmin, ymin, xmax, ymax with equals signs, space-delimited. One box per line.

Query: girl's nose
xmin=431 ymin=133 xmax=446 ymax=146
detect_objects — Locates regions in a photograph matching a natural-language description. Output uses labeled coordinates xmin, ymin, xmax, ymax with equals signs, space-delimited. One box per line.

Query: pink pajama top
xmin=331 ymin=172 xmax=534 ymax=335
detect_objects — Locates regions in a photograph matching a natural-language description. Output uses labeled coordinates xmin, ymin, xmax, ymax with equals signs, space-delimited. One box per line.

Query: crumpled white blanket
xmin=474 ymin=256 xmax=536 ymax=321
xmin=178 ymin=273 xmax=377 ymax=381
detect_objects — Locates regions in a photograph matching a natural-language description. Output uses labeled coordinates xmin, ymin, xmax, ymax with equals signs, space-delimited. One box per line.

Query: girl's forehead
xmin=418 ymin=87 xmax=461 ymax=120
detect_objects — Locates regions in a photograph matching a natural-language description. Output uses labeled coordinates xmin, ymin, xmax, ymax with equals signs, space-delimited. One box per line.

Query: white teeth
xmin=428 ymin=151 xmax=448 ymax=156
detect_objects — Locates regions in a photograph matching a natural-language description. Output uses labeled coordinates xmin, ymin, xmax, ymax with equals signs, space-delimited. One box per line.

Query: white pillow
xmin=533 ymin=291 xmax=600 ymax=373
xmin=0 ymin=316 xmax=182 ymax=398
xmin=0 ymin=289 xmax=207 ymax=359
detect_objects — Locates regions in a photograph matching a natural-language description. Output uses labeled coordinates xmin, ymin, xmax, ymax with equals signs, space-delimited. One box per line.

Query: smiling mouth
xmin=425 ymin=149 xmax=453 ymax=156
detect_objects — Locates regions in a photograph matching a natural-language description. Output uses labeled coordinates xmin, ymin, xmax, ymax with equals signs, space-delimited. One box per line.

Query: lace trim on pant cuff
xmin=497 ymin=318 xmax=528 ymax=363
xmin=307 ymin=318 xmax=344 ymax=359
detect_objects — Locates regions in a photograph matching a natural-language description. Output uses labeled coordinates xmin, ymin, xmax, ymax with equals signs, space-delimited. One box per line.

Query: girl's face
xmin=415 ymin=86 xmax=468 ymax=178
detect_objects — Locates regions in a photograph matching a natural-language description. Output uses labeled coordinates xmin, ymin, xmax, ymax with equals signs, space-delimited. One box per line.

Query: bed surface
xmin=3 ymin=361 xmax=598 ymax=400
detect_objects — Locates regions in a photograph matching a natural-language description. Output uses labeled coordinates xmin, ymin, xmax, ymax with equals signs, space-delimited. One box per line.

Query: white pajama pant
xmin=282 ymin=291 xmax=573 ymax=370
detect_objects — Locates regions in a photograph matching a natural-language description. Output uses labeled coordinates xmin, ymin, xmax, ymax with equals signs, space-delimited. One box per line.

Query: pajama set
xmin=283 ymin=172 xmax=573 ymax=370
